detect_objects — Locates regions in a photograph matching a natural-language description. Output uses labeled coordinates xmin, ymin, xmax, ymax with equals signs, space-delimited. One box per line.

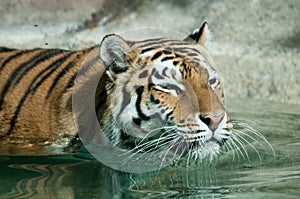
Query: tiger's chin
xmin=193 ymin=141 xmax=220 ymax=161
xmin=176 ymin=128 xmax=230 ymax=162
xmin=177 ymin=132 xmax=225 ymax=162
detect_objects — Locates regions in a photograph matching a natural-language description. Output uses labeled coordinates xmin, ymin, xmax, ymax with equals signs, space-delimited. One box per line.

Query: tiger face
xmin=100 ymin=22 xmax=232 ymax=160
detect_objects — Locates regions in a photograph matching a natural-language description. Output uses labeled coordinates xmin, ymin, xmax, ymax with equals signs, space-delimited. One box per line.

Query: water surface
xmin=0 ymin=98 xmax=299 ymax=198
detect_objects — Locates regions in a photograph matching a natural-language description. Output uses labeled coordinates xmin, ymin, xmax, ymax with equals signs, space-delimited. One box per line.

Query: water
xmin=0 ymin=98 xmax=299 ymax=199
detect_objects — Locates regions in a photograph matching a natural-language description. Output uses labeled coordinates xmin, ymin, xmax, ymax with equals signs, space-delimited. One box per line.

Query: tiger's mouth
xmin=176 ymin=129 xmax=230 ymax=147
xmin=117 ymin=124 xmax=231 ymax=163
xmin=177 ymin=131 xmax=207 ymax=143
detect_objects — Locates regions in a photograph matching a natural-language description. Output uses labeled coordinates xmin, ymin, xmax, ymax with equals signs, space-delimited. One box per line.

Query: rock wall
xmin=0 ymin=0 xmax=299 ymax=104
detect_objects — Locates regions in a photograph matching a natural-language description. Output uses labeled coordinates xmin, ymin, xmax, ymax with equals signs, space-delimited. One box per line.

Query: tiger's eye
xmin=209 ymin=78 xmax=217 ymax=85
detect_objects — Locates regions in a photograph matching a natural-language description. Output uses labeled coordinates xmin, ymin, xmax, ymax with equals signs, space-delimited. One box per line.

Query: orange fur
xmin=0 ymin=47 xmax=99 ymax=140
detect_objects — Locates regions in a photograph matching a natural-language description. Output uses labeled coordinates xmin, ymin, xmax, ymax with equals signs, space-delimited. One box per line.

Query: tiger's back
xmin=0 ymin=47 xmax=97 ymax=139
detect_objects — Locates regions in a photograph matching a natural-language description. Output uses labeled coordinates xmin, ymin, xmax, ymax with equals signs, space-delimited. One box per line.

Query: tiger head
xmin=99 ymin=22 xmax=232 ymax=160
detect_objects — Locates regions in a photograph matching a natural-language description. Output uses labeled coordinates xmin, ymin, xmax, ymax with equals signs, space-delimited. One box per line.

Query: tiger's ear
xmin=100 ymin=34 xmax=132 ymax=74
xmin=184 ymin=22 xmax=209 ymax=46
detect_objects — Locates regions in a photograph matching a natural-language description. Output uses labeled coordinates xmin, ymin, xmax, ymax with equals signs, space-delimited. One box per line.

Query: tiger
xmin=0 ymin=22 xmax=232 ymax=161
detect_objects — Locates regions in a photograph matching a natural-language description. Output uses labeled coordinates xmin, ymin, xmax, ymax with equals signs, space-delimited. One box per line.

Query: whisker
xmin=223 ymin=138 xmax=236 ymax=161
xmin=229 ymin=133 xmax=249 ymax=161
xmin=122 ymin=129 xmax=176 ymax=155
xmin=136 ymin=126 xmax=177 ymax=146
xmin=121 ymin=131 xmax=178 ymax=165
xmin=193 ymin=141 xmax=200 ymax=161
xmin=159 ymin=137 xmax=181 ymax=169
xmin=152 ymin=135 xmax=178 ymax=150
xmin=233 ymin=130 xmax=263 ymax=164
xmin=228 ymin=141 xmax=237 ymax=162
xmin=122 ymin=136 xmax=176 ymax=163
xmin=137 ymin=130 xmax=177 ymax=151
xmin=237 ymin=122 xmax=275 ymax=157
xmin=186 ymin=142 xmax=194 ymax=167
xmin=170 ymin=138 xmax=186 ymax=165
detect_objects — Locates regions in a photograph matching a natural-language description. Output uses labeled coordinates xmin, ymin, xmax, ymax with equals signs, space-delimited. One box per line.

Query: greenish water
xmin=0 ymin=98 xmax=299 ymax=199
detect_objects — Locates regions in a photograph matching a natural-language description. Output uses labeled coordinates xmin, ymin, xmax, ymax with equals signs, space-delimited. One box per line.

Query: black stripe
xmin=191 ymin=60 xmax=202 ymax=67
xmin=154 ymin=70 xmax=164 ymax=80
xmin=166 ymin=110 xmax=174 ymax=120
xmin=132 ymin=118 xmax=141 ymax=126
xmin=61 ymin=53 xmax=101 ymax=93
xmin=147 ymin=83 xmax=155 ymax=93
xmin=138 ymin=42 xmax=162 ymax=49
xmin=142 ymin=38 xmax=172 ymax=43
xmin=0 ymin=49 xmax=37 ymax=72
xmin=172 ymin=47 xmax=200 ymax=54
xmin=162 ymin=67 xmax=168 ymax=77
xmin=182 ymin=63 xmax=187 ymax=71
xmin=168 ymin=42 xmax=191 ymax=46
xmin=151 ymin=51 xmax=162 ymax=61
xmin=137 ymin=38 xmax=178 ymax=48
xmin=111 ymin=65 xmax=128 ymax=74
xmin=135 ymin=38 xmax=162 ymax=43
xmin=31 ymin=53 xmax=73 ymax=95
xmin=135 ymin=86 xmax=150 ymax=120
xmin=117 ymin=78 xmax=131 ymax=121
xmin=45 ymin=53 xmax=78 ymax=100
xmin=0 ymin=49 xmax=61 ymax=106
xmin=150 ymin=68 xmax=156 ymax=76
xmin=161 ymin=56 xmax=175 ymax=62
xmin=7 ymin=89 xmax=28 ymax=135
xmin=135 ymin=38 xmax=170 ymax=45
xmin=150 ymin=94 xmax=160 ymax=104
xmin=149 ymin=68 xmax=156 ymax=83
xmin=6 ymin=52 xmax=72 ymax=135
xmin=221 ymin=92 xmax=225 ymax=98
xmin=187 ymin=53 xmax=199 ymax=57
xmin=138 ymin=70 xmax=148 ymax=78
xmin=13 ymin=49 xmax=64 ymax=87
xmin=162 ymin=49 xmax=172 ymax=54
xmin=192 ymin=58 xmax=202 ymax=63
xmin=62 ymin=72 xmax=77 ymax=93
xmin=147 ymin=68 xmax=155 ymax=88
xmin=0 ymin=50 xmax=41 ymax=109
xmin=172 ymin=48 xmax=188 ymax=53
xmin=173 ymin=61 xmax=179 ymax=66
xmin=140 ymin=46 xmax=161 ymax=54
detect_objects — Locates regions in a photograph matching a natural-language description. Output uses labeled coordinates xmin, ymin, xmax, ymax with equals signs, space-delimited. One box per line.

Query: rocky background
xmin=0 ymin=0 xmax=299 ymax=104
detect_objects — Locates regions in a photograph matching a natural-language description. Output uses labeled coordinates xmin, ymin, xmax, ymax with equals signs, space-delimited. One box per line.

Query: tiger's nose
xmin=199 ymin=114 xmax=224 ymax=132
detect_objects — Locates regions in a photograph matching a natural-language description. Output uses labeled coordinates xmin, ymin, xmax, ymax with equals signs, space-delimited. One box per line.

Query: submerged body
xmin=0 ymin=23 xmax=232 ymax=160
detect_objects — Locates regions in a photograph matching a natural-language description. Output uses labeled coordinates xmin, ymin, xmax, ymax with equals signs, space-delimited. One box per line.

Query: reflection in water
xmin=2 ymin=158 xmax=300 ymax=198
xmin=1 ymin=157 xmax=123 ymax=198
xmin=7 ymin=164 xmax=62 ymax=198
xmin=0 ymin=99 xmax=300 ymax=198
xmin=0 ymin=158 xmax=224 ymax=199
